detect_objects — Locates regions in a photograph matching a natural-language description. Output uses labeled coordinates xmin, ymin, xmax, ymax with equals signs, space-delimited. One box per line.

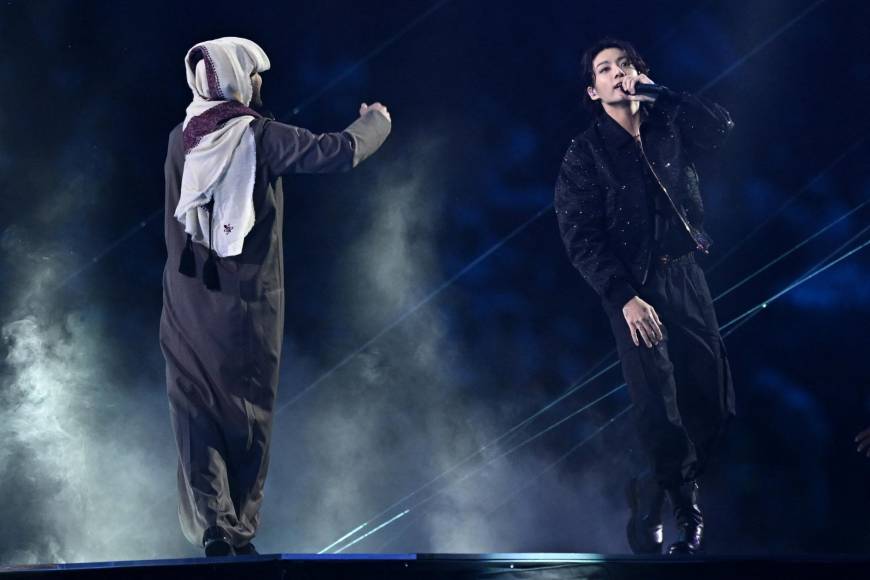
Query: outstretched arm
xmin=261 ymin=103 xmax=392 ymax=175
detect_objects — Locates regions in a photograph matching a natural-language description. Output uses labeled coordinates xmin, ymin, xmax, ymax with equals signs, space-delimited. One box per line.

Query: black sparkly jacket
xmin=554 ymin=90 xmax=733 ymax=309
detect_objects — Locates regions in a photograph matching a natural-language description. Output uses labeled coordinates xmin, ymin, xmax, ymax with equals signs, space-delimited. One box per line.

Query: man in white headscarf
xmin=159 ymin=37 xmax=391 ymax=557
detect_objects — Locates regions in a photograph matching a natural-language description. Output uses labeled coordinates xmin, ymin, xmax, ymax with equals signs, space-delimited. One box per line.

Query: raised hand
xmin=620 ymin=73 xmax=657 ymax=102
xmin=360 ymin=102 xmax=391 ymax=122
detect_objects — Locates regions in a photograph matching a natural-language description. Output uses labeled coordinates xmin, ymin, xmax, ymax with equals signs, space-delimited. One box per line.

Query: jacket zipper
xmin=634 ymin=134 xmax=708 ymax=254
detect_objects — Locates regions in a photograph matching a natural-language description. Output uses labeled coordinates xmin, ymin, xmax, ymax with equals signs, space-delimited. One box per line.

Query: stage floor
xmin=3 ymin=552 xmax=870 ymax=579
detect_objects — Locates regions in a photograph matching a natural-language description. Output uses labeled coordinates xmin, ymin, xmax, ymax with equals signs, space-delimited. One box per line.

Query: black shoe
xmin=235 ymin=543 xmax=259 ymax=556
xmin=625 ymin=475 xmax=665 ymax=554
xmin=663 ymin=480 xmax=704 ymax=555
xmin=203 ymin=526 xmax=235 ymax=557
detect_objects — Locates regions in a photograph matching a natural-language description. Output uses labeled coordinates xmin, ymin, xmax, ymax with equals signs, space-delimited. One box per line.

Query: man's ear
xmin=587 ymin=86 xmax=600 ymax=102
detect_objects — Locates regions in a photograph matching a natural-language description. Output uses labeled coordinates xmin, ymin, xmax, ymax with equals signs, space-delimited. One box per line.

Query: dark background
xmin=0 ymin=0 xmax=868 ymax=564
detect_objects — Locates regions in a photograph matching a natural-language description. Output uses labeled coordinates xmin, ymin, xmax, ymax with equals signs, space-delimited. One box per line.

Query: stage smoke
xmin=0 ymin=228 xmax=179 ymax=564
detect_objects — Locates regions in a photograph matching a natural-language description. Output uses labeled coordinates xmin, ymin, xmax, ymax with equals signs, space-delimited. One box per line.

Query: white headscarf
xmin=175 ymin=37 xmax=271 ymax=257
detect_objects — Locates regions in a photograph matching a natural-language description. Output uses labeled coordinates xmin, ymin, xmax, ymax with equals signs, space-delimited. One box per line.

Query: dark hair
xmin=580 ymin=37 xmax=650 ymax=114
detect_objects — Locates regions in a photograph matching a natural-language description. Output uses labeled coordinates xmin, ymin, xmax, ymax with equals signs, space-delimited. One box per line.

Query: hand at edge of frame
xmin=855 ymin=426 xmax=870 ymax=458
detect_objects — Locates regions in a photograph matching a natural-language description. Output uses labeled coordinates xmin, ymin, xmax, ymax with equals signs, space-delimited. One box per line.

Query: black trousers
xmin=603 ymin=254 xmax=736 ymax=487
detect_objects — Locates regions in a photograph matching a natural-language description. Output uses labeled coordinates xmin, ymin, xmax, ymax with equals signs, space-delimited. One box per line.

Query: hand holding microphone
xmin=620 ymin=73 xmax=669 ymax=102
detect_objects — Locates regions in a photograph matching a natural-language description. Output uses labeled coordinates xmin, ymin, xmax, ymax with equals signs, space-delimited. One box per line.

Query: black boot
xmin=663 ymin=480 xmax=704 ymax=555
xmin=235 ymin=543 xmax=259 ymax=556
xmin=625 ymin=475 xmax=665 ymax=554
xmin=203 ymin=526 xmax=235 ymax=557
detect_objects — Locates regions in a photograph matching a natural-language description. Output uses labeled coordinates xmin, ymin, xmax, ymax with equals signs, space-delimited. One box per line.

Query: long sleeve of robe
xmin=159 ymin=110 xmax=391 ymax=548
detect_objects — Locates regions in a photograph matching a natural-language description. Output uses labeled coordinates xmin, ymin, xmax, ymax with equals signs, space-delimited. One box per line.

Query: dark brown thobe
xmin=159 ymin=111 xmax=391 ymax=548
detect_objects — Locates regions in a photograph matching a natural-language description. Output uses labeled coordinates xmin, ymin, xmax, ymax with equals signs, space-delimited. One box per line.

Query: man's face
xmin=250 ymin=72 xmax=263 ymax=108
xmin=588 ymin=47 xmax=637 ymax=106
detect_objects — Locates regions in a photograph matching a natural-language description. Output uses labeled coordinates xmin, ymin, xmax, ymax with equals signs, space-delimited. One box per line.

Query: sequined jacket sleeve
xmin=555 ymin=140 xmax=639 ymax=310
xmin=654 ymin=90 xmax=734 ymax=156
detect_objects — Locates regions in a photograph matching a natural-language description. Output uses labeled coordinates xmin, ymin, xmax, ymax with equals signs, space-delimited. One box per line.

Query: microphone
xmin=632 ymin=82 xmax=672 ymax=97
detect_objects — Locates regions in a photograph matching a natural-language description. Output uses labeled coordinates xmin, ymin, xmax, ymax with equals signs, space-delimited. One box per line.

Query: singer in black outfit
xmin=554 ymin=38 xmax=736 ymax=555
